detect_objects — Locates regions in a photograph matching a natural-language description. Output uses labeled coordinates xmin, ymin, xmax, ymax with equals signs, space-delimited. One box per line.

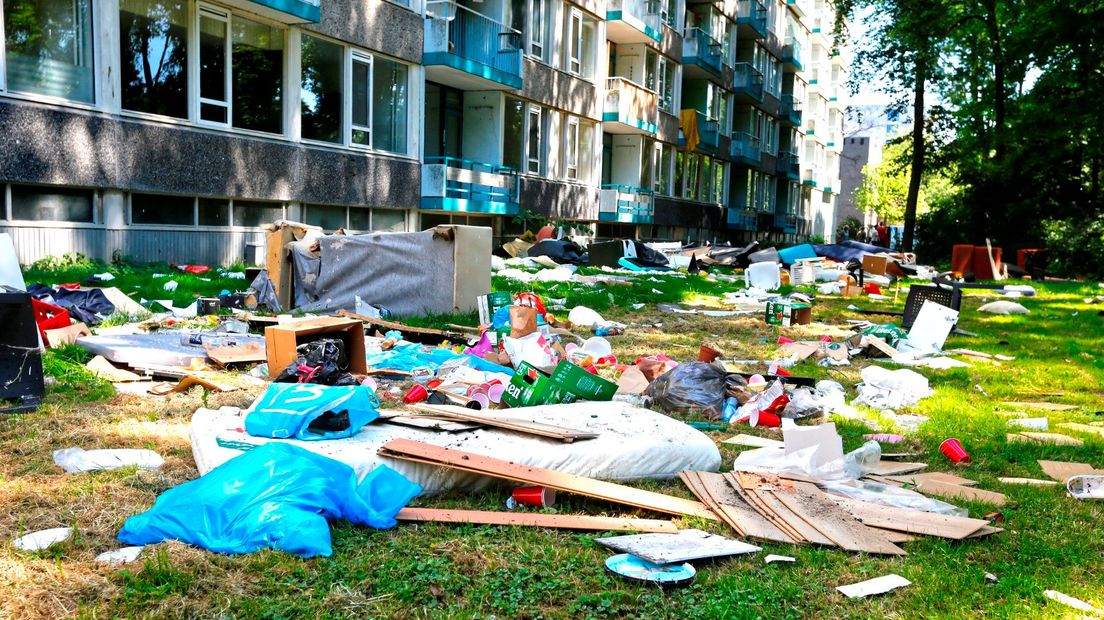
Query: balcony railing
xmin=786 ymin=0 xmax=809 ymax=18
xmin=421 ymin=156 xmax=520 ymax=214
xmin=424 ymin=1 xmax=523 ymax=88
xmin=600 ymin=184 xmax=655 ymax=223
xmin=774 ymin=212 xmax=798 ymax=232
xmin=604 ymin=77 xmax=659 ymax=134
xmin=606 ymin=0 xmax=664 ymax=43
xmin=781 ymin=94 xmax=803 ymax=124
xmin=801 ymin=167 xmax=818 ymax=187
xmin=731 ymin=131 xmax=762 ymax=164
xmin=683 ymin=27 xmax=724 ymax=76
xmin=679 ymin=109 xmax=720 ymax=151
xmin=782 ymin=37 xmax=803 ymax=69
xmin=727 ymin=207 xmax=757 ymax=230
xmin=776 ymin=152 xmax=800 ymax=179
xmin=732 ymin=63 xmax=765 ymax=100
xmin=737 ymin=0 xmax=768 ymax=37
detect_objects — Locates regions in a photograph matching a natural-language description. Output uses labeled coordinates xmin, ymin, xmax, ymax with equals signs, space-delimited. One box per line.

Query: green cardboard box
xmin=765 ymin=299 xmax=813 ymax=326
xmin=502 ymin=360 xmax=618 ymax=408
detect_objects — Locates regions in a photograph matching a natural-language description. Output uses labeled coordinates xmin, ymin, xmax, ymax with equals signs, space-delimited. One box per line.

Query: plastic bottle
xmin=721 ymin=397 xmax=740 ymax=424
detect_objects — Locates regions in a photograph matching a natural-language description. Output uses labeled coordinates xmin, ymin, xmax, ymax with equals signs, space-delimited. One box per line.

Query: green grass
xmin=4 ymin=262 xmax=1104 ymax=618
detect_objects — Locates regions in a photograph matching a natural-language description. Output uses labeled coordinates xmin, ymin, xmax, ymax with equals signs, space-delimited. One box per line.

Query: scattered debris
xmin=95 ymin=546 xmax=144 ymax=566
xmin=764 ymin=554 xmax=796 ymax=564
xmin=595 ymin=529 xmax=760 ymax=564
xmin=837 ymin=574 xmax=912 ymax=599
xmin=1043 ymin=590 xmax=1104 ymax=617
xmin=604 ymin=553 xmax=696 ymax=587
xmin=12 ymin=527 xmax=73 ymax=552
xmin=53 ymin=448 xmax=164 ymax=473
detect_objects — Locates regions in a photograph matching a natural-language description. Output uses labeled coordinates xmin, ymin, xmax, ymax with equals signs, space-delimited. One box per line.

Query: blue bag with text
xmin=244 ymin=383 xmax=380 ymax=441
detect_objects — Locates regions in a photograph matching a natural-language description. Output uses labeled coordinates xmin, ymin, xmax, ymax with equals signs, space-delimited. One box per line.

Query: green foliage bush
xmin=1043 ymin=217 xmax=1104 ymax=279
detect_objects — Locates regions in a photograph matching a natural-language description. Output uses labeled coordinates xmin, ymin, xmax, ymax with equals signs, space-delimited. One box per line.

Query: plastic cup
xmin=486 ymin=383 xmax=506 ymax=404
xmin=467 ymin=392 xmax=490 ymax=410
xmin=402 ymin=384 xmax=429 ymax=404
xmin=752 ymin=412 xmax=782 ymax=428
xmin=510 ymin=486 xmax=556 ymax=508
xmin=940 ymin=438 xmax=972 ymax=464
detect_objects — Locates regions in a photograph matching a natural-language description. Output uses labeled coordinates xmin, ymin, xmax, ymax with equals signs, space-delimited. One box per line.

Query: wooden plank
xmin=868 ymin=527 xmax=918 ymax=543
xmin=378 ymin=439 xmax=719 ymax=521
xmin=868 ymin=461 xmax=929 ymax=476
xmin=336 ymin=310 xmax=468 ymax=344
xmin=395 ymin=508 xmax=678 ymax=533
xmin=723 ymin=473 xmax=806 ymax=543
xmin=884 ymin=472 xmax=978 ymax=487
xmin=679 ymin=472 xmax=743 ymax=536
xmin=407 ymin=404 xmax=597 ymax=442
xmin=383 ymin=415 xmax=482 ymax=432
xmin=829 ymin=497 xmax=990 ymax=540
xmin=964 ymin=525 xmax=1003 ymax=539
xmin=770 ymin=481 xmax=906 ymax=556
xmin=685 ymin=472 xmax=794 ymax=543
xmin=914 ymin=480 xmax=1007 ymax=506
xmin=732 ymin=473 xmax=833 ymax=546
xmin=1000 ymin=401 xmax=1078 ymax=411
xmin=205 ymin=342 xmax=266 ymax=366
xmin=1008 ymin=432 xmax=1084 ymax=447
xmin=1038 ymin=460 xmax=1103 ymax=482
xmin=997 ymin=477 xmax=1059 ymax=486
xmin=1057 ymin=423 xmax=1104 ymax=438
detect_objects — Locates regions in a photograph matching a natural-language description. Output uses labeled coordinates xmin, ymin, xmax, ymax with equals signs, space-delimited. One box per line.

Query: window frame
xmin=566 ymin=8 xmax=583 ymax=76
xmin=526 ymin=104 xmax=543 ymax=175
xmin=3 ymin=183 xmax=99 ymax=226
xmin=0 ymin=0 xmax=99 ymax=106
xmin=195 ymin=4 xmax=233 ymax=128
xmin=127 ymin=193 xmax=286 ymax=230
xmin=565 ymin=116 xmax=580 ymax=180
xmin=527 ymin=0 xmax=545 ymax=60
xmin=349 ymin=50 xmax=373 ymax=149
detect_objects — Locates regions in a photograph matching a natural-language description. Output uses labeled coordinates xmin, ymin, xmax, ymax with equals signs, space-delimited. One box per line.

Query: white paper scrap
xmin=837 ymin=574 xmax=912 ymax=599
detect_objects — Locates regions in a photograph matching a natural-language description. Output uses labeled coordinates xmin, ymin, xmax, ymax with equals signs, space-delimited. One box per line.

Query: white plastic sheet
xmin=53 ymin=448 xmax=164 ymax=473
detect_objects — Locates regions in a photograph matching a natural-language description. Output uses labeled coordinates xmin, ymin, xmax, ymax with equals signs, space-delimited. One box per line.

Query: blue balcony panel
xmin=424 ymin=1 xmax=523 ymax=90
xmin=421 ymin=157 xmax=520 ymax=215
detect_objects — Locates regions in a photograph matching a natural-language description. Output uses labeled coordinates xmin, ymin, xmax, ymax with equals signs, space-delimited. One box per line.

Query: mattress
xmin=190 ymin=401 xmax=722 ymax=496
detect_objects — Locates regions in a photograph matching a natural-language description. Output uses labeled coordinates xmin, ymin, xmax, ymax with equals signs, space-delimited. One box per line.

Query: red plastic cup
xmin=776 ymin=337 xmax=795 ymax=345
xmin=940 ymin=438 xmax=972 ymax=464
xmin=752 ymin=412 xmax=782 ymax=428
xmin=402 ymin=384 xmax=429 ymax=404
xmin=510 ymin=486 xmax=556 ymax=508
xmin=864 ymin=282 xmax=882 ymax=295
xmin=699 ymin=345 xmax=722 ymax=361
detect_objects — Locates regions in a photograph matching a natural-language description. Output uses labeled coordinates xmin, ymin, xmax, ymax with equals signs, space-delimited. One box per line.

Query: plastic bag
xmin=820 ymin=479 xmax=968 ymax=517
xmin=53 ymin=448 xmax=164 ymax=473
xmin=852 ymin=366 xmax=932 ymax=410
xmin=118 ymin=443 xmax=421 ymax=557
xmin=782 ymin=387 xmax=822 ymax=419
xmin=978 ymin=300 xmax=1029 ymax=315
xmin=12 ymin=527 xmax=73 ymax=551
xmin=245 ymin=383 xmax=381 ymax=441
xmin=502 ymin=332 xmax=557 ymax=369
xmin=274 ymin=338 xmax=357 ymax=386
xmin=645 ymin=362 xmax=728 ymax=418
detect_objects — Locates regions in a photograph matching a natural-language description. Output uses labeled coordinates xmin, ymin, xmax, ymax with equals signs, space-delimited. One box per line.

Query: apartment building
xmin=0 ymin=0 xmax=845 ymax=265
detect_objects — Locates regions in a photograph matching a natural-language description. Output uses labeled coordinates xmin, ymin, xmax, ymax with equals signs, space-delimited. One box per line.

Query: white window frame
xmin=565 ymin=116 xmax=580 ymax=180
xmin=195 ymin=4 xmax=232 ymax=127
xmin=528 ymin=0 xmax=545 ymax=59
xmin=526 ymin=104 xmax=543 ymax=175
xmin=567 ymin=8 xmax=583 ymax=76
xmin=652 ymin=142 xmax=666 ymax=194
xmin=656 ymin=57 xmax=668 ymax=110
xmin=0 ymin=0 xmax=100 ymax=107
xmin=349 ymin=50 xmax=373 ymax=149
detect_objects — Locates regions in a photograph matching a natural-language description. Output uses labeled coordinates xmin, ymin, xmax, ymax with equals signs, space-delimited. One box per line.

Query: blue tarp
xmin=245 ymin=383 xmax=380 ymax=441
xmin=364 ymin=342 xmax=514 ymax=376
xmin=777 ymin=244 xmax=818 ymax=265
xmin=813 ymin=240 xmax=892 ymax=263
xmin=118 ymin=443 xmax=421 ymax=558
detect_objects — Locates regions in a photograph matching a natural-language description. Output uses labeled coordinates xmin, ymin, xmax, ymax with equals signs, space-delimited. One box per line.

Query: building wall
xmin=837 ymin=135 xmax=882 ymax=228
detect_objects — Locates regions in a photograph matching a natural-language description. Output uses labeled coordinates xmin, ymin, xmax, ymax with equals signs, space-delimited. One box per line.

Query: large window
xmin=130 ymin=194 xmax=284 ymax=227
xmin=198 ymin=6 xmax=284 ymax=134
xmin=3 ymin=0 xmax=94 ymax=102
xmin=233 ymin=200 xmax=283 ymax=227
xmin=527 ymin=104 xmax=543 ymax=174
xmin=527 ymin=0 xmax=544 ymax=59
xmin=131 ymin=193 xmax=196 ymax=226
xmin=503 ymin=96 xmax=525 ymax=171
xmin=300 ymin=34 xmax=344 ymax=143
xmin=120 ymin=1 xmax=188 ymax=118
xmin=312 ymin=204 xmax=408 ymax=232
xmin=565 ymin=117 xmax=579 ymax=180
xmin=566 ymin=9 xmax=582 ymax=75
xmin=372 ymin=56 xmax=408 ymax=154
xmin=9 ymin=185 xmax=94 ymax=222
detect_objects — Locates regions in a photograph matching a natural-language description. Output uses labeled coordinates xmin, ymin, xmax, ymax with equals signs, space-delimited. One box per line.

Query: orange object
xmin=510 ymin=486 xmax=556 ymax=508
xmin=951 ymin=244 xmax=975 ymax=277
xmin=972 ymin=246 xmax=1001 ymax=280
xmin=535 ymin=225 xmax=555 ymax=241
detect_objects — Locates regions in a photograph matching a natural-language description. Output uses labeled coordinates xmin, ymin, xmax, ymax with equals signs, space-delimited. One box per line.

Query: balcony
xmin=801 ymin=166 xmax=817 ymax=187
xmin=731 ymin=131 xmax=762 ymax=166
xmin=603 ymin=77 xmax=659 ymax=135
xmin=736 ymin=0 xmax=768 ymax=39
xmin=732 ymin=63 xmax=765 ymax=101
xmin=683 ymin=27 xmax=725 ymax=79
xmin=678 ymin=109 xmax=720 ymax=153
xmin=774 ymin=212 xmax=798 ymax=233
xmin=607 ymin=0 xmax=663 ymax=44
xmin=727 ymin=207 xmax=758 ymax=231
xmin=600 ymin=185 xmax=655 ymax=224
xmin=421 ymin=157 xmax=520 ymax=215
xmin=786 ymin=0 xmax=809 ymax=18
xmin=782 ymin=37 xmax=803 ymax=71
xmin=780 ymin=94 xmax=803 ymax=125
xmin=424 ymin=1 xmax=523 ymax=91
xmin=776 ymin=152 xmax=800 ymax=180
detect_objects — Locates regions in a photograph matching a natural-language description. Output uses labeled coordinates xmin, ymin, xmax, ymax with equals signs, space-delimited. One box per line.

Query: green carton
xmin=765 ymin=299 xmax=812 ymax=326
xmin=503 ymin=360 xmax=618 ymax=408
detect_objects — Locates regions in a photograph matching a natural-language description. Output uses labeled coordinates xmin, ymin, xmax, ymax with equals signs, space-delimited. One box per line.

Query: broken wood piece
xmin=336 ymin=310 xmax=468 ymax=344
xmin=864 ymin=335 xmax=900 ymax=358
xmin=731 ymin=473 xmax=833 ymax=546
xmin=883 ymin=472 xmax=978 ymax=487
xmin=382 ymin=415 xmax=482 ymax=432
xmin=867 ymin=461 xmax=929 ymax=476
xmin=205 ymin=342 xmax=266 ymax=366
xmin=378 ymin=439 xmax=719 ymax=521
xmin=681 ymin=471 xmax=794 ymax=543
xmin=1038 ymin=460 xmax=1104 ymax=483
xmin=1007 ymin=432 xmax=1084 ymax=447
xmin=1056 ymin=423 xmax=1104 ymax=438
xmin=997 ymin=477 xmax=1059 ymax=486
xmin=769 ymin=481 xmax=906 ymax=556
xmin=395 ymin=508 xmax=678 ymax=533
xmin=828 ymin=497 xmax=994 ymax=540
xmin=148 ymin=374 xmax=239 ymax=396
xmin=85 ymin=356 xmax=144 ymax=382
xmin=914 ymin=479 xmax=1007 ymax=506
xmin=1000 ymin=401 xmax=1078 ymax=411
xmin=406 ymin=404 xmax=597 ymax=442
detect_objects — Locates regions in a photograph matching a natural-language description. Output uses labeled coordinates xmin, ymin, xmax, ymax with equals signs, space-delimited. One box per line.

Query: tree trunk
xmin=903 ymin=55 xmax=926 ymax=252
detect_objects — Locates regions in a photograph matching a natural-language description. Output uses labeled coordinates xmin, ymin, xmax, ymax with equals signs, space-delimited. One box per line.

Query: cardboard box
xmin=503 ymin=360 xmax=618 ymax=408
xmin=477 ymin=292 xmax=513 ymax=326
xmin=44 ymin=322 xmax=91 ymax=348
xmin=765 ymin=299 xmax=813 ymax=326
xmin=264 ymin=317 xmax=366 ymax=375
xmin=862 ymin=254 xmax=890 ymax=276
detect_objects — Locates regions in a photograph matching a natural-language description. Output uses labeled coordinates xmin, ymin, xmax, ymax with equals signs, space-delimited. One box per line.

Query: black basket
xmin=902 ymin=284 xmax=961 ymax=328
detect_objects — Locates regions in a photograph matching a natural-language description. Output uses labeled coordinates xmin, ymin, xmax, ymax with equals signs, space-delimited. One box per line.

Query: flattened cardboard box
xmin=765 ymin=300 xmax=812 ymax=326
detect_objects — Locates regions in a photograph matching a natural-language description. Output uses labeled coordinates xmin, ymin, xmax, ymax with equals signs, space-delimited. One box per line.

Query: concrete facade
xmin=837 ymin=134 xmax=882 ymax=231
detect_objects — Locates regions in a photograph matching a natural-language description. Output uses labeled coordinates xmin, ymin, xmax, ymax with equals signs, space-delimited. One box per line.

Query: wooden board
xmin=868 ymin=461 xmax=929 ymax=476
xmin=1057 ymin=423 xmax=1104 ymax=438
xmin=407 ymin=404 xmax=597 ymax=442
xmin=336 ymin=310 xmax=468 ymax=344
xmin=383 ymin=415 xmax=482 ymax=432
xmin=731 ymin=473 xmax=834 ymax=546
xmin=829 ymin=497 xmax=991 ymax=540
xmin=682 ymin=472 xmax=794 ymax=543
xmin=395 ymin=508 xmax=678 ymax=533
xmin=206 ymin=342 xmax=266 ymax=366
xmin=868 ymin=527 xmax=918 ymax=543
xmin=997 ymin=477 xmax=1059 ymax=486
xmin=723 ymin=474 xmax=806 ymax=543
xmin=1008 ymin=432 xmax=1084 ymax=447
xmin=771 ymin=481 xmax=906 ymax=556
xmin=680 ymin=472 xmax=744 ymax=536
xmin=884 ymin=472 xmax=978 ymax=487
xmin=378 ymin=439 xmax=719 ymax=521
xmin=1000 ymin=401 xmax=1079 ymax=411
xmin=914 ymin=480 xmax=1007 ymax=506
xmin=1038 ymin=460 xmax=1103 ymax=482
xmin=722 ymin=434 xmax=785 ymax=448
xmin=595 ymin=529 xmax=761 ymax=564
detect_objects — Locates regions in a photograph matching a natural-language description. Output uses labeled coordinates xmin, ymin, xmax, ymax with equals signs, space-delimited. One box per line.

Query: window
xmin=566 ymin=9 xmax=582 ymax=75
xmin=640 ymin=139 xmax=654 ymax=189
xmin=120 ymin=1 xmax=188 ymax=118
xmin=503 ymin=96 xmax=525 ymax=170
xmin=10 ymin=185 xmax=93 ymax=222
xmin=654 ymin=143 xmax=669 ymax=194
xmin=198 ymin=7 xmax=284 ymax=134
xmin=198 ymin=198 xmax=229 ymax=226
xmin=527 ymin=105 xmax=543 ymax=174
xmin=565 ymin=117 xmax=579 ymax=180
xmin=644 ymin=49 xmax=658 ymax=92
xmin=300 ymin=35 xmax=344 ymax=143
xmin=305 ymin=204 xmax=347 ymax=230
xmin=351 ymin=53 xmax=371 ymax=145
xmin=528 ymin=0 xmax=544 ymax=59
xmin=3 ymin=0 xmax=94 ymax=102
xmin=578 ymin=121 xmax=595 ymax=183
xmin=372 ymin=56 xmax=409 ymax=154
xmin=131 ymin=193 xmax=195 ymax=226
xmin=373 ymin=208 xmax=406 ymax=232
xmin=233 ymin=200 xmax=283 ymax=227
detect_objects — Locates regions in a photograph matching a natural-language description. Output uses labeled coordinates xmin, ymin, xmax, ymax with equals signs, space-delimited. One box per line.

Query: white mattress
xmin=190 ymin=402 xmax=722 ymax=496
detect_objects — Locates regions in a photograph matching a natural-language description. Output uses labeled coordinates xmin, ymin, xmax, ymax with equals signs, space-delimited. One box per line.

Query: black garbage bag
xmin=26 ymin=284 xmax=116 ymax=325
xmin=526 ymin=238 xmax=589 ymax=264
xmin=645 ymin=362 xmax=728 ymax=419
xmin=274 ymin=338 xmax=358 ymax=386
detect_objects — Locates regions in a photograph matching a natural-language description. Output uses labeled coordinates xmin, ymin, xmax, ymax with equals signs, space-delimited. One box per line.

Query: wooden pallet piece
xmin=684 ymin=472 xmax=794 ymax=543
xmin=770 ymin=482 xmax=906 ymax=556
xmin=731 ymin=473 xmax=833 ymax=546
xmin=724 ymin=473 xmax=807 ymax=543
xmin=396 ymin=508 xmax=679 ymax=533
xmin=829 ymin=497 xmax=991 ymax=540
xmin=884 ymin=472 xmax=979 ymax=487
xmin=679 ymin=472 xmax=744 ymax=536
xmin=1038 ymin=460 xmax=1104 ymax=482
xmin=1000 ymin=401 xmax=1078 ymax=411
xmin=407 ymin=404 xmax=598 ymax=442
xmin=915 ymin=480 xmax=1007 ymax=506
xmin=1057 ymin=423 xmax=1104 ymax=438
xmin=378 ymin=439 xmax=719 ymax=521
xmin=868 ymin=527 xmax=918 ymax=543
xmin=1008 ymin=432 xmax=1084 ymax=447
xmin=997 ymin=477 xmax=1059 ymax=486
xmin=868 ymin=461 xmax=929 ymax=476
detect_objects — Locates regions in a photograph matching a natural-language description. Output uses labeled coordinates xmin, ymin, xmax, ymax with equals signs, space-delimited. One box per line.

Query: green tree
xmin=854 ymin=139 xmax=960 ymax=224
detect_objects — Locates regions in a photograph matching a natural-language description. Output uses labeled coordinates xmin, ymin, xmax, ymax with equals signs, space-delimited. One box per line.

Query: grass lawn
xmin=2 ymin=259 xmax=1103 ymax=619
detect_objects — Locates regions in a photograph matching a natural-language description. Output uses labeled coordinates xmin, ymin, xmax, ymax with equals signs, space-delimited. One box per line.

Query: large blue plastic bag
xmin=118 ymin=443 xmax=422 ymax=557
xmin=244 ymin=383 xmax=380 ymax=440
xmin=364 ymin=342 xmax=514 ymax=376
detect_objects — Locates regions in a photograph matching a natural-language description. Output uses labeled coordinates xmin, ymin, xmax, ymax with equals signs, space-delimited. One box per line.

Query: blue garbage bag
xmin=245 ymin=383 xmax=380 ymax=441
xmin=118 ymin=443 xmax=422 ymax=557
xmin=364 ymin=342 xmax=514 ymax=376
